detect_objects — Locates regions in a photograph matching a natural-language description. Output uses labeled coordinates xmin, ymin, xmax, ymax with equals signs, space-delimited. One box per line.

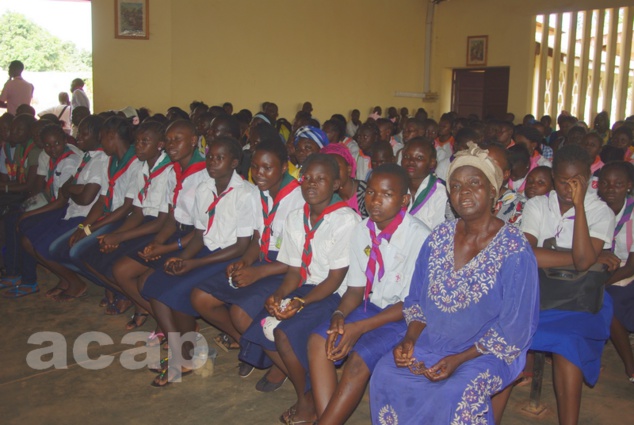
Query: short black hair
xmin=568 ymin=125 xmax=587 ymax=138
xmin=613 ymin=126 xmax=633 ymax=142
xmin=166 ymin=118 xmax=196 ymax=136
xmin=78 ymin=115 xmax=104 ymax=139
xmin=600 ymin=161 xmax=634 ymax=184
xmin=136 ymin=120 xmax=165 ymax=141
xmin=254 ymin=138 xmax=288 ymax=166
xmin=553 ymin=143 xmax=591 ymax=174
xmin=212 ymin=136 xmax=242 ymax=164
xmin=167 ymin=107 xmax=190 ymax=121
xmin=600 ymin=145 xmax=626 ymax=164
xmin=9 ymin=60 xmax=24 ymax=72
xmin=301 ymin=153 xmax=339 ymax=181
xmin=323 ymin=119 xmax=345 ymax=139
xmin=405 ymin=137 xmax=436 ymax=160
xmin=507 ymin=143 xmax=531 ymax=169
xmin=102 ymin=116 xmax=135 ymax=145
xmin=212 ymin=114 xmax=241 ymax=139
xmin=514 ymin=125 xmax=542 ymax=145
xmin=250 ymin=122 xmax=279 ymax=143
xmin=40 ymin=123 xmax=67 ymax=143
xmin=371 ymin=163 xmax=410 ymax=196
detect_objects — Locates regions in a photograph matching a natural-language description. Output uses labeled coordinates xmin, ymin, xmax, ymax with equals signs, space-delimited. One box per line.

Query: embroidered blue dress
xmin=369 ymin=221 xmax=539 ymax=425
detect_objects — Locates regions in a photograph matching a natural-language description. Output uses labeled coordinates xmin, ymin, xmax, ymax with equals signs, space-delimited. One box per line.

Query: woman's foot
xmin=99 ymin=289 xmax=115 ymax=307
xmin=105 ymin=296 xmax=133 ymax=315
xmin=151 ymin=366 xmax=192 ymax=387
xmin=0 ymin=275 xmax=22 ymax=289
xmin=213 ymin=332 xmax=240 ymax=352
xmin=126 ymin=311 xmax=150 ymax=329
xmin=53 ymin=286 xmax=87 ymax=302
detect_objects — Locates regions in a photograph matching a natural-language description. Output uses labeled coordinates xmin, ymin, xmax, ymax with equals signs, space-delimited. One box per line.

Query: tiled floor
xmin=1 ymin=268 xmax=632 ymax=424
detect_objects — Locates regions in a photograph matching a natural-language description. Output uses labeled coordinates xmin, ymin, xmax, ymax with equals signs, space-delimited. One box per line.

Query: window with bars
xmin=533 ymin=7 xmax=634 ymax=123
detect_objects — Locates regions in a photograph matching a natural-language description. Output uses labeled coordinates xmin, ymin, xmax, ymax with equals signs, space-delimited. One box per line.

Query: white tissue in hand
xmin=261 ymin=298 xmax=291 ymax=342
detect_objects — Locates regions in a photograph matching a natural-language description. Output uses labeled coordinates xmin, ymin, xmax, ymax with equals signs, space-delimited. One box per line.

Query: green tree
xmin=0 ymin=11 xmax=91 ymax=72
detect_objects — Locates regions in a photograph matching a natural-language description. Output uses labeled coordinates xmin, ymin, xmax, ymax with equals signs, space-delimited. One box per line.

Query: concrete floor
xmin=1 ymin=268 xmax=633 ymax=425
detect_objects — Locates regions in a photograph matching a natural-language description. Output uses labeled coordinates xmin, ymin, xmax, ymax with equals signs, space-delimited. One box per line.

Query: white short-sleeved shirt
xmin=342 ymin=138 xmax=360 ymax=161
xmin=356 ymin=153 xmax=371 ymax=181
xmin=38 ymin=145 xmax=82 ymax=199
xmin=173 ymin=167 xmax=208 ymax=226
xmin=64 ymin=150 xmax=109 ymax=219
xmin=130 ymin=152 xmax=174 ymax=217
xmin=347 ymin=214 xmax=430 ymax=308
xmin=409 ymin=174 xmax=448 ymax=231
xmin=0 ymin=145 xmax=16 ymax=175
xmin=99 ymin=154 xmax=143 ymax=212
xmin=389 ymin=137 xmax=404 ymax=157
xmin=193 ymin=170 xmax=257 ymax=251
xmin=346 ymin=122 xmax=359 ymax=138
xmin=435 ymin=156 xmax=451 ymax=182
xmin=435 ymin=142 xmax=453 ymax=163
xmin=613 ymin=202 xmax=634 ymax=262
xmin=255 ymin=184 xmax=305 ymax=253
xmin=521 ymin=190 xmax=615 ymax=249
xmin=278 ymin=204 xmax=360 ymax=296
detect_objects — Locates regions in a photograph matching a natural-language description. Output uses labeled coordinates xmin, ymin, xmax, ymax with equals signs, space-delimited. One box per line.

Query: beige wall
xmin=92 ymin=0 xmax=428 ymax=121
xmin=92 ymin=0 xmax=631 ymax=121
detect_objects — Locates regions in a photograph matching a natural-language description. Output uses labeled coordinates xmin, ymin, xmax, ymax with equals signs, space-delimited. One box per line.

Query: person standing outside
xmin=70 ymin=78 xmax=90 ymax=112
xmin=0 ymin=61 xmax=34 ymax=115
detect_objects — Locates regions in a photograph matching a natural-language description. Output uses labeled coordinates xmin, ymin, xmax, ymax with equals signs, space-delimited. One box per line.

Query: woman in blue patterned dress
xmin=369 ymin=143 xmax=540 ymax=424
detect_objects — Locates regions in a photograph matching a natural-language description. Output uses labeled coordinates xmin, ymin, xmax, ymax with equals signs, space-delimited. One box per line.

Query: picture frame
xmin=115 ymin=0 xmax=149 ymax=40
xmin=466 ymin=35 xmax=488 ymax=67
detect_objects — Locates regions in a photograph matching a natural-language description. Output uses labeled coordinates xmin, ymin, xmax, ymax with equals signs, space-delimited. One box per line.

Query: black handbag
xmin=538 ymin=237 xmax=608 ymax=313
xmin=538 ymin=263 xmax=608 ymax=314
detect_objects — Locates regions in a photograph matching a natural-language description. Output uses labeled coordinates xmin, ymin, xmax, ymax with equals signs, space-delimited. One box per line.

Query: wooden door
xmin=452 ymin=67 xmax=510 ymax=120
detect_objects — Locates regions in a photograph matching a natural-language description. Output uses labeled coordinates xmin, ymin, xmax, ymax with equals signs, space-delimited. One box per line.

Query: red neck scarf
xmin=73 ymin=149 xmax=103 ymax=182
xmin=364 ymin=209 xmax=406 ymax=308
xmin=172 ymin=151 xmax=206 ymax=207
xmin=204 ymin=186 xmax=234 ymax=235
xmin=138 ymin=154 xmax=172 ymax=203
xmin=259 ymin=173 xmax=299 ymax=261
xmin=299 ymin=197 xmax=348 ymax=286
xmin=46 ymin=147 xmax=74 ymax=201
xmin=103 ymin=147 xmax=137 ymax=213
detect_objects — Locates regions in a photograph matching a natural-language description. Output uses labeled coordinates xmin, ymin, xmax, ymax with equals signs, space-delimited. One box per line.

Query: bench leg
xmin=522 ymin=351 xmax=547 ymax=415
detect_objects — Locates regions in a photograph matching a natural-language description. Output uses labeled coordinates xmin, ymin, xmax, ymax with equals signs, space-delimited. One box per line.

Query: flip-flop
xmin=105 ymin=296 xmax=133 ymax=316
xmin=0 ymin=276 xmax=22 ymax=289
xmin=126 ymin=312 xmax=150 ymax=329
xmin=214 ymin=333 xmax=239 ymax=352
xmin=46 ymin=287 xmax=67 ymax=299
xmin=151 ymin=367 xmax=193 ymax=387
xmin=2 ymin=282 xmax=39 ymax=298
xmin=279 ymin=407 xmax=296 ymax=424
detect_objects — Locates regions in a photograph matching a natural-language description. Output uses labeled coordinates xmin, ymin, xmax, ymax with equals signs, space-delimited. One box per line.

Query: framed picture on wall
xmin=466 ymin=35 xmax=488 ymax=67
xmin=115 ymin=0 xmax=149 ymax=39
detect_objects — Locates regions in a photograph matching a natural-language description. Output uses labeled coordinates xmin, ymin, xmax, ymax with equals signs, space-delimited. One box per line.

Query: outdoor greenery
xmin=0 ymin=11 xmax=91 ymax=72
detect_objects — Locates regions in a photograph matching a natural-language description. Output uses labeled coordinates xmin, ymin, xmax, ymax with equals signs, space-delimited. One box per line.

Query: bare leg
xmin=491 ymin=385 xmax=513 ymax=425
xmin=320 ymin=352 xmax=370 ymax=424
xmin=229 ymin=304 xmax=253 ymax=334
xmin=610 ymin=317 xmax=634 ymax=378
xmin=112 ymin=257 xmax=154 ymax=315
xmin=190 ymin=288 xmax=241 ymax=343
xmin=307 ymin=334 xmax=338 ymax=418
xmin=552 ymin=353 xmax=583 ymax=425
xmin=274 ymin=328 xmax=315 ymax=422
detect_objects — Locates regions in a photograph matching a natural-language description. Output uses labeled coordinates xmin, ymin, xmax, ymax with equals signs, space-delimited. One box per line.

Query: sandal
xmin=151 ymin=366 xmax=192 ymax=387
xmin=46 ymin=286 xmax=66 ymax=299
xmin=126 ymin=312 xmax=150 ymax=330
xmin=149 ymin=356 xmax=169 ymax=373
xmin=214 ymin=333 xmax=240 ymax=352
xmin=279 ymin=407 xmax=296 ymax=424
xmin=2 ymin=282 xmax=39 ymax=298
xmin=0 ymin=276 xmax=22 ymax=289
xmin=105 ymin=296 xmax=133 ymax=316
